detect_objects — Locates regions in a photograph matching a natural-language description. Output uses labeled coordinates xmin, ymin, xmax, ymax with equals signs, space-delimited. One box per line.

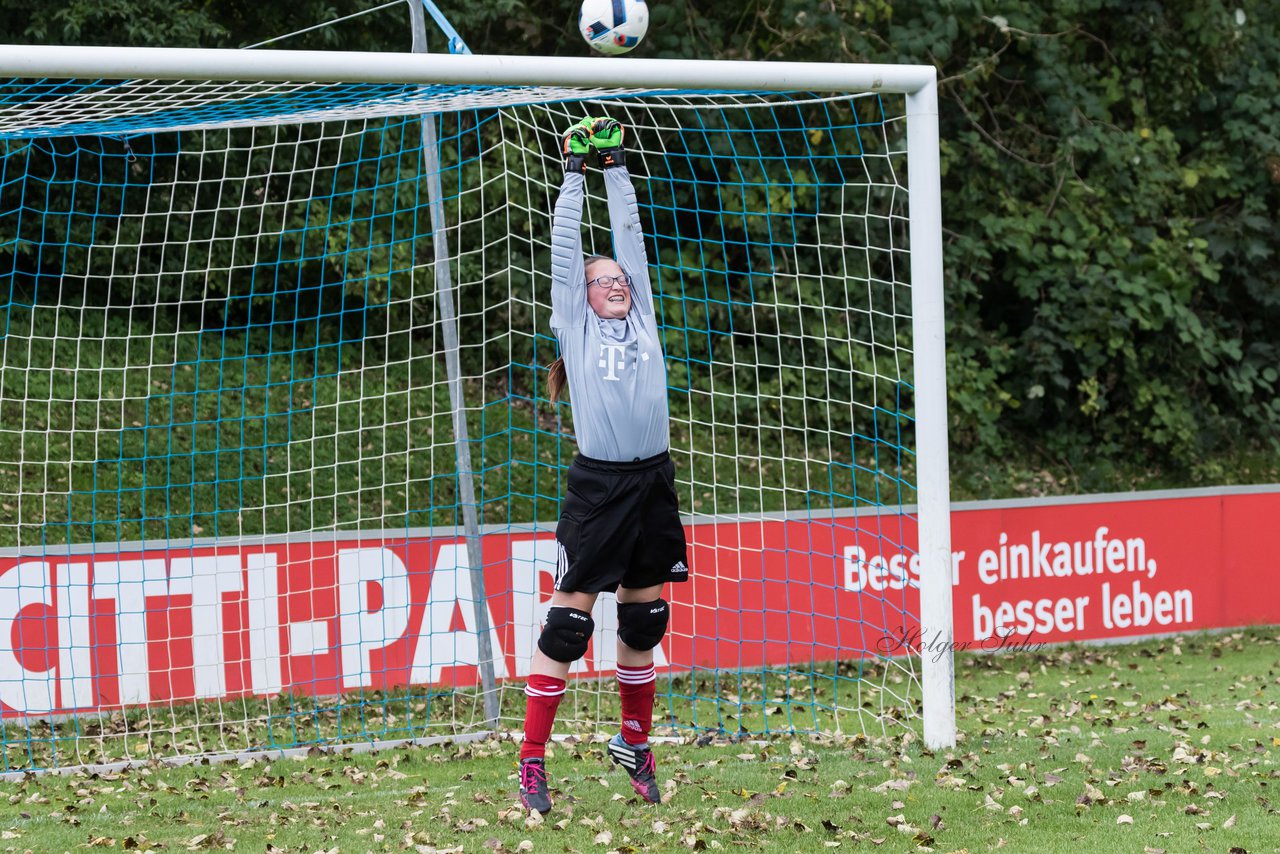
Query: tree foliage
xmin=3 ymin=0 xmax=1278 ymax=486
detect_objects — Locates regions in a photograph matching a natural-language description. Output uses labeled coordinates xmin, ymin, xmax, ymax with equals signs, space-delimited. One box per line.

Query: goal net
xmin=0 ymin=49 xmax=952 ymax=773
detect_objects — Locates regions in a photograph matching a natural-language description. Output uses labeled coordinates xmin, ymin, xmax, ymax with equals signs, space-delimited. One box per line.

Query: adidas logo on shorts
xmin=670 ymin=561 xmax=688 ymax=574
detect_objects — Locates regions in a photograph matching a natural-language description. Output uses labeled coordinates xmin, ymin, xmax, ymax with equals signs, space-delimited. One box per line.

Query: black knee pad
xmin=617 ymin=599 xmax=669 ymax=651
xmin=538 ymin=606 xmax=595 ymax=663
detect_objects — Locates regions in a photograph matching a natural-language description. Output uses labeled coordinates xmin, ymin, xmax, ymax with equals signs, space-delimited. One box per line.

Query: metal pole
xmin=906 ymin=76 xmax=956 ymax=749
xmin=407 ymin=0 xmax=500 ymax=725
xmin=0 ymin=44 xmax=937 ymax=94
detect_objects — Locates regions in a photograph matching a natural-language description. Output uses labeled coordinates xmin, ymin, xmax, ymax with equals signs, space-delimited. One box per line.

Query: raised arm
xmin=590 ymin=118 xmax=656 ymax=318
xmin=550 ymin=172 xmax=588 ymax=330
xmin=603 ymin=167 xmax=655 ymax=318
xmin=549 ymin=123 xmax=593 ymax=330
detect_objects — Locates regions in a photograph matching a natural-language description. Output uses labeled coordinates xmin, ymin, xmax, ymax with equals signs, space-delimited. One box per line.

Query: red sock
xmin=617 ymin=664 xmax=656 ymax=746
xmin=521 ymin=673 xmax=567 ymax=761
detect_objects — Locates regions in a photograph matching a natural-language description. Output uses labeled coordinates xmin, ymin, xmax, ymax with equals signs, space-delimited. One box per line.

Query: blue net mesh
xmin=0 ymin=79 xmax=921 ymax=772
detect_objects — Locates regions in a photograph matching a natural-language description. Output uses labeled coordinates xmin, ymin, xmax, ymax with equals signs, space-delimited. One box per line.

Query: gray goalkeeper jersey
xmin=550 ymin=168 xmax=669 ymax=462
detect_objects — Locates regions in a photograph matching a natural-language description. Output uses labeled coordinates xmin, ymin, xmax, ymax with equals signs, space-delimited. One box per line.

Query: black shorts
xmin=554 ymin=450 xmax=690 ymax=594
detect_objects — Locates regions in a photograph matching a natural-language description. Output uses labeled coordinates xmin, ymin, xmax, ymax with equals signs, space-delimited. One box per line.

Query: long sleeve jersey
xmin=549 ymin=167 xmax=669 ymax=461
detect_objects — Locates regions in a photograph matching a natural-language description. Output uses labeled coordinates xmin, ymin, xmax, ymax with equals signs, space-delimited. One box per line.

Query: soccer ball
xmin=579 ymin=0 xmax=649 ymax=56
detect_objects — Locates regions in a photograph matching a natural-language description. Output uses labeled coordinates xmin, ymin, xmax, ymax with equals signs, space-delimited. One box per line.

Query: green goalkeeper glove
xmin=561 ymin=118 xmax=593 ymax=174
xmin=586 ymin=117 xmax=626 ymax=169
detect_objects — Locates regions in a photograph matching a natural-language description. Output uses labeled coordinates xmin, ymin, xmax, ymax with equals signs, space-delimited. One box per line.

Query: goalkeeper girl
xmin=518 ymin=117 xmax=689 ymax=815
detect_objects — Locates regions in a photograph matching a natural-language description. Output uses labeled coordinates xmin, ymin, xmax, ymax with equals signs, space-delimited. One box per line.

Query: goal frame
xmin=0 ymin=44 xmax=955 ymax=749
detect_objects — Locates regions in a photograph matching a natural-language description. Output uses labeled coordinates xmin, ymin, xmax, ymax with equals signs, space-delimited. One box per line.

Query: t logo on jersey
xmin=597 ymin=343 xmax=628 ymax=381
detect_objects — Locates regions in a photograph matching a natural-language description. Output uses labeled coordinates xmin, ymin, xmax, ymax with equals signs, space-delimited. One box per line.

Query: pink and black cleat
xmin=518 ymin=757 xmax=553 ymax=814
xmin=608 ymin=733 xmax=660 ymax=803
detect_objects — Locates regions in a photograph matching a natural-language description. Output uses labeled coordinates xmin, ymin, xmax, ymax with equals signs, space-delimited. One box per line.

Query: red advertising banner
xmin=1 ymin=487 xmax=1276 ymax=718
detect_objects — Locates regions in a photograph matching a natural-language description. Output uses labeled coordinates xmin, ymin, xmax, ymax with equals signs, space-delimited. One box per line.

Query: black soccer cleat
xmin=518 ymin=757 xmax=553 ymax=814
xmin=608 ymin=733 xmax=660 ymax=804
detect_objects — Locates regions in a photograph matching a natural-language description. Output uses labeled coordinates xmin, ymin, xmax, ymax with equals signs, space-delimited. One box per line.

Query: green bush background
xmin=2 ymin=0 xmax=1277 ymax=535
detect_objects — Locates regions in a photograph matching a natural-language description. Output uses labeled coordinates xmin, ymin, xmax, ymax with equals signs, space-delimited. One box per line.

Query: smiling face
xmin=585 ymin=257 xmax=632 ymax=320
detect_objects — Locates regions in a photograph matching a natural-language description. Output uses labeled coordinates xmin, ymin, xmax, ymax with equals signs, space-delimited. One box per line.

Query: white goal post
xmin=0 ymin=44 xmax=954 ymax=771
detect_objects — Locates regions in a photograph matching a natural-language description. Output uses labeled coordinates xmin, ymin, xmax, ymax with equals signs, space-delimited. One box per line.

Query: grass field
xmin=2 ymin=628 xmax=1277 ymax=853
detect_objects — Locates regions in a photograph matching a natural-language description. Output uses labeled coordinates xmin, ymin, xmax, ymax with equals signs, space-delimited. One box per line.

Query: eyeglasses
xmin=586 ymin=274 xmax=633 ymax=289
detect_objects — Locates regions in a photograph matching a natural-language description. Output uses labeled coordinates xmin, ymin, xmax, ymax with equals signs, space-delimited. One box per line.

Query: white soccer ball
xmin=579 ymin=0 xmax=649 ymax=56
